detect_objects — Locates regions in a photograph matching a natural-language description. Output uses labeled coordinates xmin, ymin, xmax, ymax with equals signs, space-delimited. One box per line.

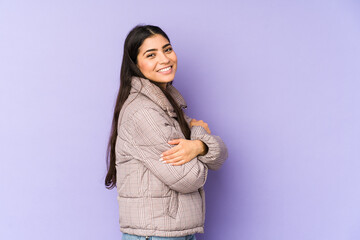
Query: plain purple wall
xmin=1 ymin=1 xmax=359 ymax=239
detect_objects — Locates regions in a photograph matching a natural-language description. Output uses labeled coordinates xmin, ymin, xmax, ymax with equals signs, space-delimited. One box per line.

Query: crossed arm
xmin=123 ymin=107 xmax=228 ymax=193
xmin=160 ymin=113 xmax=209 ymax=166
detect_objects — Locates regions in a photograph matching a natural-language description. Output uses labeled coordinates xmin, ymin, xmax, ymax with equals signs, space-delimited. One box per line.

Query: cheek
xmin=138 ymin=61 xmax=155 ymax=74
xmin=171 ymin=54 xmax=178 ymax=65
xmin=172 ymin=55 xmax=178 ymax=67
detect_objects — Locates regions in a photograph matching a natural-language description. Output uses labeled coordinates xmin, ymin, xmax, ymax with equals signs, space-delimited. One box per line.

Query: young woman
xmin=105 ymin=24 xmax=228 ymax=240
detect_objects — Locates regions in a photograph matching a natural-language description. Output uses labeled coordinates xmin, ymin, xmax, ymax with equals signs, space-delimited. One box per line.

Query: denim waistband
xmin=121 ymin=232 xmax=197 ymax=240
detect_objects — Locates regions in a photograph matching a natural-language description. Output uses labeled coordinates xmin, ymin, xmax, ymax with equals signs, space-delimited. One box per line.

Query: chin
xmin=158 ymin=76 xmax=175 ymax=83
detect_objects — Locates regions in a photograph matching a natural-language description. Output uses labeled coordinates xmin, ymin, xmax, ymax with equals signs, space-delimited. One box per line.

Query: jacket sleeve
xmin=127 ymin=107 xmax=208 ymax=194
xmin=183 ymin=112 xmax=229 ymax=170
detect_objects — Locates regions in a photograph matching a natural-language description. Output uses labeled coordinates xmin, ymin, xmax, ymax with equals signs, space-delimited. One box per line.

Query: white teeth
xmin=158 ymin=66 xmax=171 ymax=72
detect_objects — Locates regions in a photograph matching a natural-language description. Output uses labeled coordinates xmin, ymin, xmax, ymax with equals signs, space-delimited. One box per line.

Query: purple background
xmin=1 ymin=1 xmax=359 ymax=239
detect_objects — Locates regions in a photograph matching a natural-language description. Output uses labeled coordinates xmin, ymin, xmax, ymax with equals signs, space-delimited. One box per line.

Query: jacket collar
xmin=130 ymin=76 xmax=187 ymax=118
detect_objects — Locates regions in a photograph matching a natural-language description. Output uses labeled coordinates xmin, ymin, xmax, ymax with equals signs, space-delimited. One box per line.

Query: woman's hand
xmin=160 ymin=139 xmax=208 ymax=166
xmin=190 ymin=119 xmax=211 ymax=134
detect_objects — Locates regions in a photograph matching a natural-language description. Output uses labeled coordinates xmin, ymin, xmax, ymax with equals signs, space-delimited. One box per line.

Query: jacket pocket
xmin=167 ymin=190 xmax=179 ymax=219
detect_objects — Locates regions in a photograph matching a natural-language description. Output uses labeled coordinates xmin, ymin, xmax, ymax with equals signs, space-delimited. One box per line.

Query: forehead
xmin=139 ymin=34 xmax=170 ymax=52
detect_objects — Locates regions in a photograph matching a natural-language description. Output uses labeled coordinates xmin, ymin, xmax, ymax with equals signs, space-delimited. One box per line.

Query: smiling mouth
xmin=157 ymin=66 xmax=172 ymax=72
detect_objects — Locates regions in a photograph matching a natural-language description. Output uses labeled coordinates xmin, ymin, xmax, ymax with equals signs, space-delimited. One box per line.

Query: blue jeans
xmin=122 ymin=232 xmax=197 ymax=240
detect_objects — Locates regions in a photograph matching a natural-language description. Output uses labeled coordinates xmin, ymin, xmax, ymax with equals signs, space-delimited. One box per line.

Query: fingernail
xmin=161 ymin=160 xmax=167 ymax=164
xmin=160 ymin=153 xmax=163 ymax=157
xmin=159 ymin=158 xmax=163 ymax=161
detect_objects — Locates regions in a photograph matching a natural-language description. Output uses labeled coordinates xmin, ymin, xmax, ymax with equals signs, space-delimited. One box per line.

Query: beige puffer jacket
xmin=115 ymin=76 xmax=228 ymax=237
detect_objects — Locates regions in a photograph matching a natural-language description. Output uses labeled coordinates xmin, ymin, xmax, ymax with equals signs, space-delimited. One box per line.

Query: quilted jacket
xmin=115 ymin=76 xmax=228 ymax=237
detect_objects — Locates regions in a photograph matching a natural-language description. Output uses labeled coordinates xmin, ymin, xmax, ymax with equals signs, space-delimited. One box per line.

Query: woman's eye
xmin=165 ymin=48 xmax=172 ymax=53
xmin=146 ymin=53 xmax=155 ymax=58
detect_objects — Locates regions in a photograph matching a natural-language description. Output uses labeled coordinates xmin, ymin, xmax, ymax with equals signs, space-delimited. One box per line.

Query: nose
xmin=158 ymin=52 xmax=170 ymax=64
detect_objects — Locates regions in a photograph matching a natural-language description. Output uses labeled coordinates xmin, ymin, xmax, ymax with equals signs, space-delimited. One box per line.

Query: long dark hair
xmin=105 ymin=24 xmax=191 ymax=189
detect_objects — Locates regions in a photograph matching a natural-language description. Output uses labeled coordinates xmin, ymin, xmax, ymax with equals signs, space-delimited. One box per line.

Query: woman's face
xmin=136 ymin=34 xmax=177 ymax=90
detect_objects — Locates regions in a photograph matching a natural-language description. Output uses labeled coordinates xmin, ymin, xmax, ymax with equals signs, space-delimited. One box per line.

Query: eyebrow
xmin=143 ymin=43 xmax=171 ymax=56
